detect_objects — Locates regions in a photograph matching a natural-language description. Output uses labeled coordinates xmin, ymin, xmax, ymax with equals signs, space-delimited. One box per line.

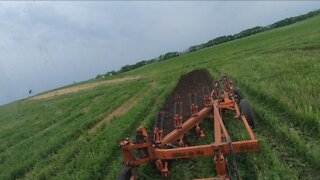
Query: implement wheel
xmin=118 ymin=167 xmax=133 ymax=180
xmin=233 ymin=87 xmax=243 ymax=103
xmin=240 ymin=100 xmax=255 ymax=129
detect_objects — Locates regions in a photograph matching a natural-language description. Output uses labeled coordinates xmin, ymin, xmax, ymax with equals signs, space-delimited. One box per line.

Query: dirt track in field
xmin=88 ymin=94 xmax=143 ymax=135
xmin=31 ymin=76 xmax=140 ymax=100
xmin=88 ymin=80 xmax=157 ymax=135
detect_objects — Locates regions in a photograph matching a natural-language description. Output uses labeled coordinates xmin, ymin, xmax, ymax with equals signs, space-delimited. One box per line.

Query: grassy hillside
xmin=0 ymin=15 xmax=319 ymax=179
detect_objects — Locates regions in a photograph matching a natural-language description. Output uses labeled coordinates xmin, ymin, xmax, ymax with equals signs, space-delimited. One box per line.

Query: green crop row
xmin=0 ymin=80 xmax=148 ymax=179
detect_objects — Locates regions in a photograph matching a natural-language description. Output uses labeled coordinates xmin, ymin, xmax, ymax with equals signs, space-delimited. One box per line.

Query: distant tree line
xmin=187 ymin=9 xmax=320 ymax=52
xmin=96 ymin=51 xmax=180 ymax=78
xmin=96 ymin=9 xmax=320 ymax=79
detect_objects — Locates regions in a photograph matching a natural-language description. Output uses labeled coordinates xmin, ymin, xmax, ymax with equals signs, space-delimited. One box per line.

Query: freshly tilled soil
xmin=157 ymin=69 xmax=214 ymax=136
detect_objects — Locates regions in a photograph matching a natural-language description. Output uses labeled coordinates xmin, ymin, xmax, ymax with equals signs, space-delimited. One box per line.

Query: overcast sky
xmin=0 ymin=1 xmax=319 ymax=105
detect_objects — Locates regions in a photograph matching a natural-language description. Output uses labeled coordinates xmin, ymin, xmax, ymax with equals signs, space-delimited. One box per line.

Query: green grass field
xmin=0 ymin=15 xmax=319 ymax=179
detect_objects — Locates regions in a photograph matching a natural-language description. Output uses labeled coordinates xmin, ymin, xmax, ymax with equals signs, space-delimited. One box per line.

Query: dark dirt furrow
xmin=156 ymin=69 xmax=214 ymax=136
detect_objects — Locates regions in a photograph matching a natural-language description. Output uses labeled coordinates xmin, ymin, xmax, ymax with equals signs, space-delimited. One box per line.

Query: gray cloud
xmin=0 ymin=1 xmax=319 ymax=105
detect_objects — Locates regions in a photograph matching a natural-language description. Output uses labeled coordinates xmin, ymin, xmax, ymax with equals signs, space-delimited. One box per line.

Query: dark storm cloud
xmin=0 ymin=1 xmax=319 ymax=105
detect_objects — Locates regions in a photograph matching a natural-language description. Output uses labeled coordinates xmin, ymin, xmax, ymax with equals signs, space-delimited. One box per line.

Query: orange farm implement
xmin=118 ymin=75 xmax=259 ymax=179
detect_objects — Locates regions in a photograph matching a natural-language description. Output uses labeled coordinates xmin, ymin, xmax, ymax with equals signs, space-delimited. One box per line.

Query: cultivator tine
xmin=214 ymin=151 xmax=227 ymax=177
xmin=153 ymin=111 xmax=164 ymax=144
xmin=195 ymin=124 xmax=205 ymax=138
xmin=211 ymin=81 xmax=220 ymax=100
xmin=156 ymin=160 xmax=169 ymax=177
xmin=136 ymin=127 xmax=149 ymax=158
xmin=234 ymin=102 xmax=241 ymax=118
xmin=202 ymin=86 xmax=211 ymax=106
xmin=173 ymin=96 xmax=182 ymax=129
xmin=189 ymin=92 xmax=205 ymax=138
xmin=189 ymin=92 xmax=199 ymax=117
xmin=173 ymin=96 xmax=185 ymax=146
xmin=178 ymin=135 xmax=185 ymax=147
xmin=220 ymin=74 xmax=233 ymax=92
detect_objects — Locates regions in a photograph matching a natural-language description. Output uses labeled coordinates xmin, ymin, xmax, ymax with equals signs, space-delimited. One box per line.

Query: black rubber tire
xmin=135 ymin=133 xmax=148 ymax=158
xmin=117 ymin=167 xmax=133 ymax=180
xmin=233 ymin=87 xmax=243 ymax=103
xmin=240 ymin=100 xmax=255 ymax=129
xmin=136 ymin=133 xmax=144 ymax=143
